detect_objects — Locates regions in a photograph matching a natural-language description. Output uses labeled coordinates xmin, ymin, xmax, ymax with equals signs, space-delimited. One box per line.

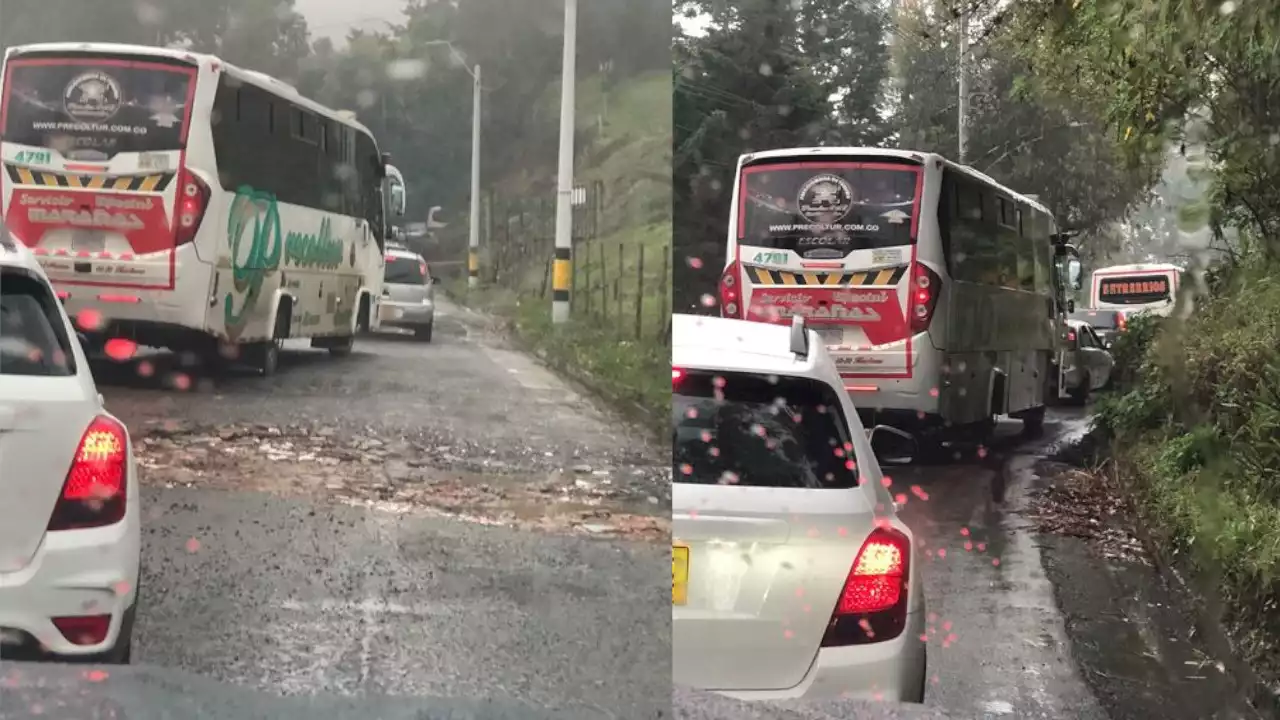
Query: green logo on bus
xmin=224 ymin=186 xmax=283 ymax=339
xmin=285 ymin=217 xmax=344 ymax=269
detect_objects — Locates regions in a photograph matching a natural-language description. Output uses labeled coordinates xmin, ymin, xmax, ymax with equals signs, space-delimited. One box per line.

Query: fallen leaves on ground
xmin=133 ymin=421 xmax=669 ymax=541
xmin=1027 ymin=463 xmax=1149 ymax=565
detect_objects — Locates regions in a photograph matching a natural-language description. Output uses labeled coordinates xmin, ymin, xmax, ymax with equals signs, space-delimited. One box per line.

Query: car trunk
xmin=0 ymin=378 xmax=96 ymax=572
xmin=673 ymin=484 xmax=878 ymax=690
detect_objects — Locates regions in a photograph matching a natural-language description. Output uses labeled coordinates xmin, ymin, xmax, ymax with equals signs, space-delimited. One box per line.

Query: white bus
xmin=719 ymin=148 xmax=1082 ymax=447
xmin=1088 ymin=262 xmax=1181 ymax=318
xmin=0 ymin=42 xmax=407 ymax=376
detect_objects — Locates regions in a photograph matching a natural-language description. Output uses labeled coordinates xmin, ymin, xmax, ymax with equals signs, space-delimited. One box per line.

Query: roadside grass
xmin=1093 ymin=260 xmax=1280 ymax=689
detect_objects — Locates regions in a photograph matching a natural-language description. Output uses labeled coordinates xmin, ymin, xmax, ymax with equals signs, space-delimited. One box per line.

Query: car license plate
xmin=672 ymin=545 xmax=689 ymax=606
xmin=71 ymin=230 xmax=106 ymax=254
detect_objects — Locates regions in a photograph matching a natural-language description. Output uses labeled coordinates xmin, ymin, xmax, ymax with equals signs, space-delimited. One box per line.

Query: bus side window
xmin=950 ymin=175 xmax=994 ymax=284
xmin=1030 ymin=208 xmax=1051 ymax=295
xmin=1013 ymin=203 xmax=1035 ymax=292
xmin=354 ymin=132 xmax=385 ymax=250
xmin=938 ymin=170 xmax=955 ymax=277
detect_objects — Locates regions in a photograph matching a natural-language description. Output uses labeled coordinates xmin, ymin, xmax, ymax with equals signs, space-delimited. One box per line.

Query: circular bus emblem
xmin=64 ymin=71 xmax=123 ymax=122
xmin=797 ymin=174 xmax=853 ymax=223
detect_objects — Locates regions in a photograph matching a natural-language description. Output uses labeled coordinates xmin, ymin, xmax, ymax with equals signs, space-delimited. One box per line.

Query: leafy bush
xmin=1106 ymin=312 xmax=1161 ymax=392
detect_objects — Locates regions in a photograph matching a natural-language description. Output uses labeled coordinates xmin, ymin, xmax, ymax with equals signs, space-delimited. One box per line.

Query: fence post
xmin=635 ymin=244 xmax=645 ymax=340
xmin=584 ymin=241 xmax=593 ymax=317
xmin=598 ymin=241 xmax=607 ymax=324
xmin=661 ymin=245 xmax=670 ymax=346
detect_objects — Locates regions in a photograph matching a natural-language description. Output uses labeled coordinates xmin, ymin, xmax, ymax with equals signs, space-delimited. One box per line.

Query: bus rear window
xmin=739 ymin=163 xmax=918 ymax=256
xmin=673 ymin=369 xmax=858 ymax=489
xmin=2 ymin=58 xmax=192 ymax=159
xmin=1098 ymin=274 xmax=1171 ymax=305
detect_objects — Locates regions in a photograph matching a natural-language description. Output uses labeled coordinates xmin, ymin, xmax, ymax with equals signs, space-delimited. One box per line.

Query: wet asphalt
xmin=85 ymin=299 xmax=669 ymax=718
xmin=71 ymin=304 xmax=1260 ymax=720
xmin=893 ymin=409 xmax=1261 ymax=720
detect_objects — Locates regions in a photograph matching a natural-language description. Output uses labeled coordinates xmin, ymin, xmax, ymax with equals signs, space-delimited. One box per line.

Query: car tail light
xmin=47 ymin=416 xmax=128 ymax=532
xmin=672 ymin=367 xmax=686 ymax=386
xmin=51 ymin=615 xmax=111 ymax=646
xmin=909 ymin=263 xmax=941 ymax=333
xmin=821 ymin=526 xmax=911 ymax=647
xmin=1067 ymin=330 xmax=1077 ymax=343
xmin=175 ymin=169 xmax=210 ymax=247
xmin=719 ymin=262 xmax=742 ymax=319
xmin=1116 ymin=312 xmax=1127 ymax=330
xmin=385 ymin=254 xmax=396 ymax=263
xmin=419 ymin=259 xmax=428 ymax=278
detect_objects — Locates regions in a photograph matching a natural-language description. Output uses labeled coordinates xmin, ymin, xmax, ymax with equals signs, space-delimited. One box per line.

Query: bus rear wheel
xmin=1020 ymin=406 xmax=1046 ymax=436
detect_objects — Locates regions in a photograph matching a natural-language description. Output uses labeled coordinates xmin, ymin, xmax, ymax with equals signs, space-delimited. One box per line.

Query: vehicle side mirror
xmin=869 ymin=425 xmax=916 ymax=466
xmin=1067 ymin=299 xmax=1075 ymax=313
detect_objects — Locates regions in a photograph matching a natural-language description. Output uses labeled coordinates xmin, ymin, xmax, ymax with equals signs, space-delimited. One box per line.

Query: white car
xmin=0 ymin=229 xmax=139 ymax=663
xmin=377 ymin=246 xmax=436 ymax=342
xmin=1062 ymin=319 xmax=1114 ymax=404
xmin=672 ymin=313 xmax=927 ymax=703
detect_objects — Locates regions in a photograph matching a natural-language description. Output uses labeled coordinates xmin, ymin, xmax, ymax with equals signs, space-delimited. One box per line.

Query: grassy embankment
xmin=452 ymin=71 xmax=671 ymax=436
xmin=1093 ymin=260 xmax=1280 ymax=694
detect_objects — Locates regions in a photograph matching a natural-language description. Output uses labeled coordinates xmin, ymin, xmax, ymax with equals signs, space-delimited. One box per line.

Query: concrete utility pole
xmin=957 ymin=9 xmax=969 ymax=163
xmin=551 ymin=0 xmax=578 ymax=324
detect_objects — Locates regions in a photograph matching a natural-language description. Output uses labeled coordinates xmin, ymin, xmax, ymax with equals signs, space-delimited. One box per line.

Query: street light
xmin=422 ymin=40 xmax=482 ymax=289
xmin=551 ymin=0 xmax=578 ymax=324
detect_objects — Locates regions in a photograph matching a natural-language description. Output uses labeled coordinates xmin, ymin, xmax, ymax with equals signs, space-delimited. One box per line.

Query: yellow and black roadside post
xmin=468 ymin=248 xmax=479 ymax=288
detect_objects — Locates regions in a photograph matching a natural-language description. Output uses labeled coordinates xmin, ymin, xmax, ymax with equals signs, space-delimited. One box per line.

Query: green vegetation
xmin=1018 ymin=0 xmax=1280 ymax=688
xmin=1094 ymin=269 xmax=1280 ymax=681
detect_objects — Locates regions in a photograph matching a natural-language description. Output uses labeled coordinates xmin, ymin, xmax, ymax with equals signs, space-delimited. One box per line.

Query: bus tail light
xmin=719 ymin=262 xmax=743 ymax=319
xmin=175 ymin=169 xmax=211 ymax=247
xmin=909 ymin=263 xmax=941 ymax=333
xmin=1116 ymin=312 xmax=1127 ymax=331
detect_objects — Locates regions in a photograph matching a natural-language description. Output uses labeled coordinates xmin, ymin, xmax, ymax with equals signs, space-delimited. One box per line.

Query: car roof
xmin=0 ymin=230 xmax=44 ymax=276
xmin=1066 ymin=319 xmax=1091 ymax=329
xmin=672 ymin=314 xmax=838 ymax=382
xmin=385 ymin=247 xmax=422 ymax=260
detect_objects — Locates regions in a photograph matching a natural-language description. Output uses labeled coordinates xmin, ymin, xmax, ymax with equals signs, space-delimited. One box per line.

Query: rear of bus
xmin=719 ymin=151 xmax=941 ymax=422
xmin=0 ymin=45 xmax=210 ymax=349
xmin=1090 ymin=265 xmax=1179 ymax=318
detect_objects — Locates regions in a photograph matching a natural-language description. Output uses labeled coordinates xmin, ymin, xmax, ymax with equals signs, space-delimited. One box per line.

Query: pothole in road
xmin=133 ymin=421 xmax=669 ymax=541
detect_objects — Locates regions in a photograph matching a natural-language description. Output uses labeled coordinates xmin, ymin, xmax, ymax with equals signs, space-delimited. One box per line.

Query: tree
xmin=673 ymin=0 xmax=848 ymax=311
xmin=889 ymin=0 xmax=1159 ymax=243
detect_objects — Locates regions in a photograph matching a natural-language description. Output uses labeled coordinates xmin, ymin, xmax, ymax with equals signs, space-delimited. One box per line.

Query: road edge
xmin=441 ymin=289 xmax=666 ymax=444
xmin=1046 ymin=430 xmax=1278 ymax=719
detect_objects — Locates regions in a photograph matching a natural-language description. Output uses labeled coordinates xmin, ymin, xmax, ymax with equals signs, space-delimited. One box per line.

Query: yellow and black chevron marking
xmin=3 ymin=164 xmax=175 ymax=192
xmin=745 ymin=264 xmax=908 ymax=287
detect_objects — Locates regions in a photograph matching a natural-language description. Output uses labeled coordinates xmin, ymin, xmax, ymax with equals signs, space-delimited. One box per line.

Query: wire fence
xmin=484 ymin=187 xmax=671 ymax=345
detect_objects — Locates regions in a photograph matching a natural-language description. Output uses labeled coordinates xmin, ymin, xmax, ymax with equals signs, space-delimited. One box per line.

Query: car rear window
xmin=673 ymin=369 xmax=859 ymax=489
xmin=1069 ymin=310 xmax=1119 ymax=329
xmin=384 ymin=255 xmax=426 ymax=285
xmin=0 ymin=270 xmax=76 ymax=376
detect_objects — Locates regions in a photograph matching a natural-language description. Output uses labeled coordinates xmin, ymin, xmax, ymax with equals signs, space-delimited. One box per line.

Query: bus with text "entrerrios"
xmin=0 ymin=42 xmax=406 ymax=376
xmin=719 ymin=147 xmax=1082 ymax=449
xmin=1089 ymin=262 xmax=1182 ymax=319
